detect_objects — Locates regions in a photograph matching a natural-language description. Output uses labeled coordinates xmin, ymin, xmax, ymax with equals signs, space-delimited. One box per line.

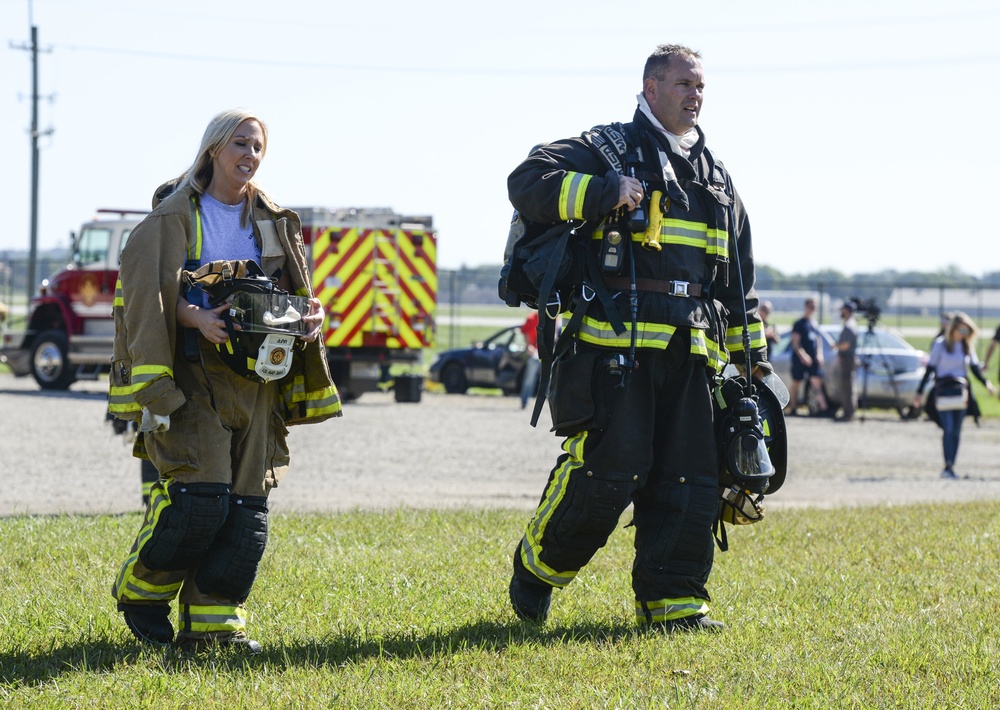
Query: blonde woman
xmin=108 ymin=109 xmax=341 ymax=653
xmin=914 ymin=312 xmax=994 ymax=478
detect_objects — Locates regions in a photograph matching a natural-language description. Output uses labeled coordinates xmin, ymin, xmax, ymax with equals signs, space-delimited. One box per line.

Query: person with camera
xmin=913 ymin=311 xmax=994 ymax=479
xmin=505 ymin=44 xmax=770 ymax=632
xmin=833 ymin=301 xmax=859 ymax=422
xmin=107 ymin=109 xmax=341 ymax=653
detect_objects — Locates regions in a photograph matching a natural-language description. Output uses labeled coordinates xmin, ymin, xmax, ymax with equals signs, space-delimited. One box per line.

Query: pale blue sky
xmin=2 ymin=0 xmax=998 ymax=277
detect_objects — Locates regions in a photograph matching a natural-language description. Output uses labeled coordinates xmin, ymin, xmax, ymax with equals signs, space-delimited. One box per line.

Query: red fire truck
xmin=0 ymin=207 xmax=437 ymax=399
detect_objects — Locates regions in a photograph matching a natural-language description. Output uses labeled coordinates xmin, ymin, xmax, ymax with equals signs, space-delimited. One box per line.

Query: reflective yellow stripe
xmin=572 ymin=319 xmax=727 ymax=374
xmin=704 ymin=335 xmax=726 ymax=375
xmin=519 ymin=432 xmax=589 ymax=588
xmin=593 ymin=219 xmax=729 ymax=259
xmin=558 ymin=172 xmax=592 ymax=221
xmin=281 ymin=378 xmax=343 ymax=419
xmin=112 ymin=482 xmax=184 ymax=601
xmin=188 ymin=196 xmax=203 ymax=260
xmin=576 ymin=317 xmax=676 ymax=350
xmin=107 ymin=396 xmax=142 ymax=415
xmin=182 ymin=603 xmax=246 ymax=633
xmin=108 ymin=367 xmax=175 ymax=414
xmin=635 ymin=597 xmax=709 ymax=623
xmin=726 ymin=320 xmax=765 ymax=353
xmin=113 ymin=277 xmax=124 ymax=307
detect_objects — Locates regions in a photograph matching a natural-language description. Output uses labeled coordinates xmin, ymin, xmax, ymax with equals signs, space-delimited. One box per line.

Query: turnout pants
xmin=514 ymin=334 xmax=720 ymax=623
xmin=112 ymin=338 xmax=290 ymax=641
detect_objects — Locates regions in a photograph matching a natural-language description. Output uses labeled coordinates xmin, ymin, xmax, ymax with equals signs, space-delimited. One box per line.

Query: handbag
xmin=935 ymin=377 xmax=969 ymax=411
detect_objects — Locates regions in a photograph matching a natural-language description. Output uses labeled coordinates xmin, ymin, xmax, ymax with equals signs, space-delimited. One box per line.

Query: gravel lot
xmin=3 ymin=372 xmax=1000 ymax=517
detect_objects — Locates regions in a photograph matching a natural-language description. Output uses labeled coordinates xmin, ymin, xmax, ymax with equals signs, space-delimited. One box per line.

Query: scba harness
xmin=183 ymin=260 xmax=310 ymax=383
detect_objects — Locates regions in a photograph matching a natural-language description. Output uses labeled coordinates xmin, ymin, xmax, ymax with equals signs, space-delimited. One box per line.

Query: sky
xmin=1 ymin=0 xmax=999 ymax=280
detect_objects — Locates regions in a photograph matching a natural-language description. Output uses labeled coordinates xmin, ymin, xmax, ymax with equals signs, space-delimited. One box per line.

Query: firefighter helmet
xmin=183 ymin=260 xmax=309 ymax=383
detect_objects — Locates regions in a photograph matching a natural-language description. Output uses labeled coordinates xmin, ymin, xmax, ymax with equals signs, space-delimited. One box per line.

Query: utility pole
xmin=11 ymin=24 xmax=53 ymax=297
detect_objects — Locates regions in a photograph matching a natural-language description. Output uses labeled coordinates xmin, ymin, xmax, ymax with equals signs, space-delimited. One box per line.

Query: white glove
xmin=138 ymin=407 xmax=170 ymax=433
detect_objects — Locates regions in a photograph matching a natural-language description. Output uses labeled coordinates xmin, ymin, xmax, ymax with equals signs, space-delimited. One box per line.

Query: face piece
xmin=644 ymin=55 xmax=705 ymax=135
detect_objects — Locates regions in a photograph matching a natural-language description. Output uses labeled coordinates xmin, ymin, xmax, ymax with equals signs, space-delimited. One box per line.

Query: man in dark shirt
xmin=787 ymin=298 xmax=828 ymax=415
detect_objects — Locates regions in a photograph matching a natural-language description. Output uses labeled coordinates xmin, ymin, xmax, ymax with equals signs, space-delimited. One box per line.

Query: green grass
xmin=2 ymin=504 xmax=999 ymax=708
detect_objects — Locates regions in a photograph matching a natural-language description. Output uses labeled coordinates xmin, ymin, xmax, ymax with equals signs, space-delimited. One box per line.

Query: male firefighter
xmin=506 ymin=44 xmax=769 ymax=631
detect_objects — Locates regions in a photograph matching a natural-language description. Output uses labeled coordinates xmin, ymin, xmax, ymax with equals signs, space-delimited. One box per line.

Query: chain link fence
xmin=437 ymin=268 xmax=1000 ymax=333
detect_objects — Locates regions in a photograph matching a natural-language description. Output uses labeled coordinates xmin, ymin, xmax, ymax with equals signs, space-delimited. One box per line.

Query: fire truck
xmin=0 ymin=207 xmax=437 ymax=400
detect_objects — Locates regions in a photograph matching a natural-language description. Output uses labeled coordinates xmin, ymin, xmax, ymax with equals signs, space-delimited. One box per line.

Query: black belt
xmin=604 ymin=277 xmax=703 ymax=297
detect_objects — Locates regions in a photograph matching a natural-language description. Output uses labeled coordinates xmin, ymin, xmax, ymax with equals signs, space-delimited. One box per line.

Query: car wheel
xmin=31 ymin=330 xmax=77 ymax=390
xmin=897 ymin=403 xmax=921 ymax=420
xmin=441 ymin=362 xmax=468 ymax=394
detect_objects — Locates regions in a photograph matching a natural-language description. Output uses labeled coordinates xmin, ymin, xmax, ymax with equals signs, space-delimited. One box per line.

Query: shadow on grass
xmin=0 ymin=619 xmax=642 ymax=684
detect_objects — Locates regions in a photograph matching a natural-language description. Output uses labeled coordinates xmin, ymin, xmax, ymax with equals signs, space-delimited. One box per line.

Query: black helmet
xmin=183 ymin=260 xmax=309 ymax=383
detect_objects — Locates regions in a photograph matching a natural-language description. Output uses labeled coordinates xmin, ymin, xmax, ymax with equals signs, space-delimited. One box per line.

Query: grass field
xmin=2 ymin=504 xmax=999 ymax=708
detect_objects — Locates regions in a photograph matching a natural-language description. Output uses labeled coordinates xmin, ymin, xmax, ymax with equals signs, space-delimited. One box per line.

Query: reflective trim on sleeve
xmin=558 ymin=172 xmax=593 ymax=221
xmin=281 ymin=378 xmax=343 ymax=420
xmin=726 ymin=320 xmax=765 ymax=353
xmin=108 ymin=367 xmax=176 ymax=415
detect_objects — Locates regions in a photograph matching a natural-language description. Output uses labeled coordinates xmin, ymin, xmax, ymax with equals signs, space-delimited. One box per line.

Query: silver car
xmin=768 ymin=324 xmax=928 ymax=418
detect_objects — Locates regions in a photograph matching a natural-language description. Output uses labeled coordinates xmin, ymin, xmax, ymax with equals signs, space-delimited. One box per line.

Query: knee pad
xmin=196 ymin=496 xmax=269 ymax=603
xmin=140 ymin=482 xmax=231 ymax=571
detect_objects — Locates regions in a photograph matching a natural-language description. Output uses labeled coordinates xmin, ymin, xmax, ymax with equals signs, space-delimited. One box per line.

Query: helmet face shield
xmin=183 ymin=259 xmax=311 ymax=383
xmin=228 ymin=291 xmax=310 ymax=336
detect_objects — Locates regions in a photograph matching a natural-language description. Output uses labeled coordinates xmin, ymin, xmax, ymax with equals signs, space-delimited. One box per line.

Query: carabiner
xmin=544 ymin=292 xmax=562 ymax=320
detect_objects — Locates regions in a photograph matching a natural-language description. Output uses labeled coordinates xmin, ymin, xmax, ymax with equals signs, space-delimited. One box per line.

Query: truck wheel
xmin=441 ymin=362 xmax=468 ymax=394
xmin=31 ymin=330 xmax=77 ymax=390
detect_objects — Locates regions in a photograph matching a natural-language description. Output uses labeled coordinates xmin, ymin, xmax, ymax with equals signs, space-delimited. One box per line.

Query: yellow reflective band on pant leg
xmin=635 ymin=597 xmax=709 ymax=623
xmin=181 ymin=603 xmax=247 ymax=634
xmin=112 ymin=480 xmax=184 ymax=602
xmin=520 ymin=432 xmax=589 ymax=588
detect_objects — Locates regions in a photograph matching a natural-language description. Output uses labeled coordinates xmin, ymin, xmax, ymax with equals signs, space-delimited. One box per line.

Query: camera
xmin=847 ymin=296 xmax=881 ymax=327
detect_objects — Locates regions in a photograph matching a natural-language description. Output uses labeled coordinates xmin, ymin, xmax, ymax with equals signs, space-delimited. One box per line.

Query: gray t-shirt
xmin=837 ymin=318 xmax=858 ymax=362
xmin=198 ymin=193 xmax=261 ymax=267
xmin=195 ymin=193 xmax=262 ymax=307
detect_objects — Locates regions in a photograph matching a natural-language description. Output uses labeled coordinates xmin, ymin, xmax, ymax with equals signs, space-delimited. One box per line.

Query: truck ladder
xmin=371 ymin=228 xmax=401 ymax=335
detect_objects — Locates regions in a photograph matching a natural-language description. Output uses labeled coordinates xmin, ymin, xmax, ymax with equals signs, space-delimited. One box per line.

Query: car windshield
xmin=481 ymin=327 xmax=527 ymax=352
xmin=75 ymin=227 xmax=112 ymax=266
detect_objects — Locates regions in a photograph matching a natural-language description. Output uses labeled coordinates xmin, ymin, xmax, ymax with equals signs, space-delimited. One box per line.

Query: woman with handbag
xmin=914 ymin=312 xmax=994 ymax=479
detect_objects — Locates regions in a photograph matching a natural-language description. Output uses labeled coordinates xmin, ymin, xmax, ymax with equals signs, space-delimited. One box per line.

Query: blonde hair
xmin=176 ymin=109 xmax=269 ymax=227
xmin=944 ymin=311 xmax=977 ymax=355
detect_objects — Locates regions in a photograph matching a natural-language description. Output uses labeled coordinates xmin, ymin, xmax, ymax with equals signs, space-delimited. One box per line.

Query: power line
xmin=47 ymin=42 xmax=1000 ymax=76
